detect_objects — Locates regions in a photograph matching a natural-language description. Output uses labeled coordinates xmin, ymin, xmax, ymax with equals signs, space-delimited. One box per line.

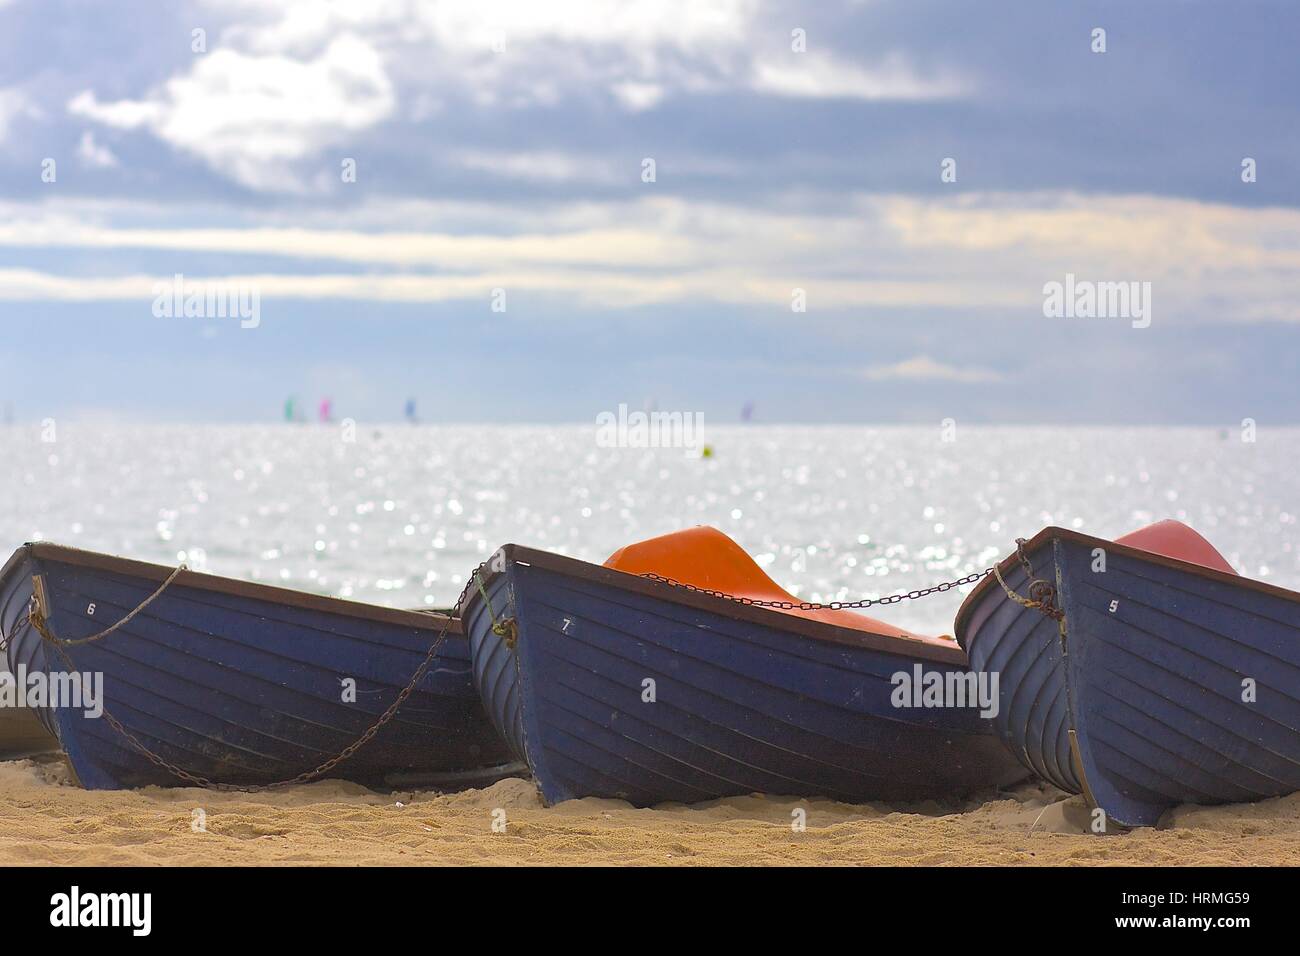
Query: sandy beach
xmin=2 ymin=757 xmax=1295 ymax=866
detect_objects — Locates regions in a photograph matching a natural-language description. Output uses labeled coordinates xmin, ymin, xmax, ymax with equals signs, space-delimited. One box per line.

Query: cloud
xmin=2 ymin=191 xmax=1299 ymax=319
xmin=610 ymin=81 xmax=665 ymax=111
xmin=68 ymin=35 xmax=395 ymax=191
xmin=222 ymin=0 xmax=756 ymax=56
xmin=860 ymin=355 xmax=1005 ymax=384
xmin=207 ymin=0 xmax=759 ymax=118
xmin=60 ymin=1 xmax=967 ymax=190
xmin=230 ymin=0 xmax=962 ymax=106
xmin=65 ymin=91 xmax=160 ymax=128
xmin=451 ymin=150 xmax=622 ymax=184
xmin=0 ymin=265 xmax=1013 ymax=311
xmin=76 ymin=130 xmax=118 ymax=168
xmin=752 ymin=52 xmax=967 ymax=101
xmin=880 ymin=192 xmax=1300 ymax=275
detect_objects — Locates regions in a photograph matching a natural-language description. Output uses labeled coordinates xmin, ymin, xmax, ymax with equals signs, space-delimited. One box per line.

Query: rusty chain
xmin=991 ymin=537 xmax=1064 ymax=621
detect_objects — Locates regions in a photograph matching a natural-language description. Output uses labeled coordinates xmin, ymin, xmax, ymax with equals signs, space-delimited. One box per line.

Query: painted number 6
xmin=87 ymin=602 xmax=96 ymax=616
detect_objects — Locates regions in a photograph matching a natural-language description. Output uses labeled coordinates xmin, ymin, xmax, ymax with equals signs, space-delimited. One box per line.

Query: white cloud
xmin=221 ymin=0 xmax=756 ymax=55
xmin=237 ymin=0 xmax=961 ymax=105
xmin=68 ymin=35 xmax=394 ymax=191
xmin=861 ymin=355 xmax=1005 ymax=384
xmin=0 ymin=266 xmax=1002 ymax=311
xmin=76 ymin=130 xmax=118 ymax=168
xmin=0 ymin=216 xmax=691 ymax=269
xmin=65 ymin=91 xmax=160 ymax=128
xmin=753 ymin=52 xmax=966 ymax=100
xmin=880 ymin=192 xmax=1300 ymax=273
xmin=610 ymin=81 xmax=666 ymax=111
xmin=208 ymin=0 xmax=755 ymax=118
xmin=451 ymin=150 xmax=622 ymax=184
xmin=5 ymin=191 xmax=1294 ymax=320
xmin=63 ymin=1 xmax=966 ymax=190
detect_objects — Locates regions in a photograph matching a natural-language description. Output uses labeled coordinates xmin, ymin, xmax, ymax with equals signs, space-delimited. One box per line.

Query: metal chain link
xmin=456 ymin=561 xmax=492 ymax=613
xmin=637 ymin=567 xmax=994 ymax=611
xmin=0 ymin=614 xmax=18 ymax=657
xmin=453 ymin=554 xmax=992 ymax=617
xmin=24 ymin=575 xmax=455 ymax=792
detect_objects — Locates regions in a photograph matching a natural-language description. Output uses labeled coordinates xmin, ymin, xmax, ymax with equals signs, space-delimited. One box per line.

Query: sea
xmin=2 ymin=423 xmax=1296 ymax=635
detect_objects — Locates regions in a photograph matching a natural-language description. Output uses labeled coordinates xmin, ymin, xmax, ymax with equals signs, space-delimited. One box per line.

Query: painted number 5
xmin=1108 ymin=599 xmax=1119 ymax=613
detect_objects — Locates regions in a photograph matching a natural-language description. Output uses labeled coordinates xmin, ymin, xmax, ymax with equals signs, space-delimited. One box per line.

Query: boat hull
xmin=0 ymin=543 xmax=513 ymax=790
xmin=0 ymin=662 xmax=58 ymax=758
xmin=958 ymin=528 xmax=1300 ymax=827
xmin=464 ymin=546 xmax=1026 ymax=807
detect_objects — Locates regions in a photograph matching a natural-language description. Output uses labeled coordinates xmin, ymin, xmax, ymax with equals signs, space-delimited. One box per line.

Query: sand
xmin=2 ymin=756 xmax=1298 ymax=866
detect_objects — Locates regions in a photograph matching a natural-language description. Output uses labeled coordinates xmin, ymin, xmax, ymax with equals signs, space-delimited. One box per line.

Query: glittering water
xmin=2 ymin=424 xmax=1297 ymax=635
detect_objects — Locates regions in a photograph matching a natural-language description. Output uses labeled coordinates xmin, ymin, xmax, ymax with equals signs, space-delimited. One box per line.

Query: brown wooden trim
xmin=4 ymin=542 xmax=462 ymax=635
xmin=954 ymin=525 xmax=1300 ymax=648
xmin=476 ymin=543 xmax=970 ymax=665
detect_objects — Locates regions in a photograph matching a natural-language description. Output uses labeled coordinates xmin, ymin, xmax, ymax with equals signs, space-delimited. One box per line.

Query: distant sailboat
xmin=404 ymin=398 xmax=418 ymax=424
xmin=284 ymin=396 xmax=296 ymax=422
xmin=319 ymin=398 xmax=333 ymax=423
xmin=741 ymin=400 xmax=755 ymax=422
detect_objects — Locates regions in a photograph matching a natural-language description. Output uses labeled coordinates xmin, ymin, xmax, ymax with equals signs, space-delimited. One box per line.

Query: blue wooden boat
xmin=956 ymin=520 xmax=1300 ymax=828
xmin=461 ymin=527 xmax=1026 ymax=806
xmin=0 ymin=542 xmax=516 ymax=790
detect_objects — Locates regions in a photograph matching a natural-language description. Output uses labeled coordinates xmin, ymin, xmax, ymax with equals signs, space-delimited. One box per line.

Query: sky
xmin=0 ymin=0 xmax=1297 ymax=424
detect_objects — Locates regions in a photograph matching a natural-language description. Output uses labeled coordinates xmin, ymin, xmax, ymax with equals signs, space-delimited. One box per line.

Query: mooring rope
xmin=27 ymin=563 xmax=187 ymax=647
xmin=472 ymin=569 xmax=518 ymax=647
